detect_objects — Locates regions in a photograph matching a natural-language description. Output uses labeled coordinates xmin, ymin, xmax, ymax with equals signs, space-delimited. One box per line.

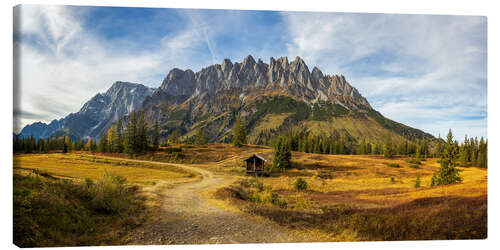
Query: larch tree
xmin=107 ymin=125 xmax=115 ymax=153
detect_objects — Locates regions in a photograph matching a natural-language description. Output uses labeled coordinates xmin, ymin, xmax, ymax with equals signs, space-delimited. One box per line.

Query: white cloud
xmin=281 ymin=12 xmax=487 ymax=140
xmin=13 ymin=5 xmax=213 ymax=132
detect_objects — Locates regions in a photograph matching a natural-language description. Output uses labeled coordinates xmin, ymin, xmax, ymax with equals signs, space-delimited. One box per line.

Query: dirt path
xmin=117 ymin=159 xmax=307 ymax=245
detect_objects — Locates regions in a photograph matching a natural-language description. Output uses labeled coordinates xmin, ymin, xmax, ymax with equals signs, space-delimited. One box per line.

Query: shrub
xmin=390 ymin=177 xmax=396 ymax=183
xmin=387 ymin=163 xmax=400 ymax=168
xmin=407 ymin=159 xmax=421 ymax=165
xmin=294 ymin=178 xmax=308 ymax=191
xmin=88 ymin=174 xmax=131 ymax=214
xmin=408 ymin=164 xmax=420 ymax=169
xmin=414 ymin=176 xmax=421 ymax=188
xmin=294 ymin=195 xmax=313 ymax=209
xmin=164 ymin=147 xmax=182 ymax=153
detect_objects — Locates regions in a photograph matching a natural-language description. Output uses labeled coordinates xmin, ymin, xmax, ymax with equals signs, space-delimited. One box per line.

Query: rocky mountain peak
xmin=152 ymin=55 xmax=371 ymax=110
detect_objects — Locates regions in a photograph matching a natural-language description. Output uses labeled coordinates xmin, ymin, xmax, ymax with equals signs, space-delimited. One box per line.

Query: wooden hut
xmin=244 ymin=154 xmax=267 ymax=176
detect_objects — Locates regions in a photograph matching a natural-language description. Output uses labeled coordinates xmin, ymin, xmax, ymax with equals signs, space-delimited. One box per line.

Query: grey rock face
xmin=20 ymin=81 xmax=154 ymax=139
xmin=155 ymin=55 xmax=371 ymax=109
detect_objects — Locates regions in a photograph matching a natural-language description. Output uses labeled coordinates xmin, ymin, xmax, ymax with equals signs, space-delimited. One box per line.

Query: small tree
xmin=431 ymin=129 xmax=462 ymax=186
xmin=170 ymin=129 xmax=180 ymax=145
xmin=294 ymin=178 xmax=308 ymax=191
xmin=107 ymin=125 xmax=115 ymax=153
xmin=273 ymin=136 xmax=291 ymax=172
xmin=232 ymin=114 xmax=247 ymax=147
xmin=114 ymin=119 xmax=124 ymax=153
xmin=98 ymin=135 xmax=107 ymax=153
xmin=384 ymin=133 xmax=393 ymax=158
xmin=194 ymin=126 xmax=207 ymax=145
xmin=152 ymin=119 xmax=160 ymax=150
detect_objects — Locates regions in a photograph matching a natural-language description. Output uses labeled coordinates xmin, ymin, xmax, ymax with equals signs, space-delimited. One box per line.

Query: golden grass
xmin=13 ymin=153 xmax=196 ymax=186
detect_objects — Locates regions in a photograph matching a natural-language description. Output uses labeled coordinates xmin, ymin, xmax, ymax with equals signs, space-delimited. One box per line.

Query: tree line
xmin=14 ymin=113 xmax=487 ymax=169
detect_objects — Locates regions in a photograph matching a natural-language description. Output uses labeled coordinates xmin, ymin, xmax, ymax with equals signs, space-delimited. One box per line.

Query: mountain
xmin=19 ymin=81 xmax=154 ymax=140
xmin=139 ymin=55 xmax=434 ymax=146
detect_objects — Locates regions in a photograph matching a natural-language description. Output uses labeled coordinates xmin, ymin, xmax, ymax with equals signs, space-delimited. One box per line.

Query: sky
xmin=13 ymin=5 xmax=487 ymax=141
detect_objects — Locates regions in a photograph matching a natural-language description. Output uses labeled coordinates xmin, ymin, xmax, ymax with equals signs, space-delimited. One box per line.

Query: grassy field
xmin=13 ymin=153 xmax=197 ymax=185
xmin=13 ymin=153 xmax=199 ymax=247
xmin=146 ymin=143 xmax=487 ymax=241
xmin=13 ymin=144 xmax=487 ymax=243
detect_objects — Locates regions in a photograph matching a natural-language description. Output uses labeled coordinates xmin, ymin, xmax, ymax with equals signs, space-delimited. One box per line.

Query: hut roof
xmin=244 ymin=154 xmax=267 ymax=162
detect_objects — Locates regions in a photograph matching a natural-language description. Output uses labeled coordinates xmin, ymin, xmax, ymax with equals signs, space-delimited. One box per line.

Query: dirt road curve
xmin=124 ymin=161 xmax=306 ymax=245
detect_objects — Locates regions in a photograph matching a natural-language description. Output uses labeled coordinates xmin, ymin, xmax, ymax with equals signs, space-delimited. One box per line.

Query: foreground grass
xmin=13 ymin=153 xmax=200 ymax=247
xmin=13 ymin=153 xmax=197 ymax=186
xmin=197 ymin=144 xmax=488 ymax=241
xmin=14 ymin=172 xmax=145 ymax=247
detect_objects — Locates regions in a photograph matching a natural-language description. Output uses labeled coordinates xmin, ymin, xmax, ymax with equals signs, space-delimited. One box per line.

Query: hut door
xmin=253 ymin=158 xmax=256 ymax=171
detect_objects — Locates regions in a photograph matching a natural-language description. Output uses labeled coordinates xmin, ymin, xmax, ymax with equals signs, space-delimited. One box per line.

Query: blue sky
xmin=14 ymin=5 xmax=487 ymax=141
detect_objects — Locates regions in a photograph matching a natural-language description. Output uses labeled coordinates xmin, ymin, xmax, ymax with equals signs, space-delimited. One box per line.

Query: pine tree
xmin=124 ymin=113 xmax=138 ymax=155
xmin=358 ymin=138 xmax=366 ymax=155
xmin=76 ymin=138 xmax=82 ymax=151
xmin=153 ymin=119 xmax=160 ymax=150
xmin=195 ymin=126 xmax=207 ymax=145
xmin=136 ymin=112 xmax=148 ymax=153
xmin=98 ymin=135 xmax=107 ymax=153
xmin=273 ymin=136 xmax=292 ymax=172
xmin=431 ymin=129 xmax=462 ymax=186
xmin=170 ymin=129 xmax=180 ymax=145
xmin=115 ymin=119 xmax=124 ymax=153
xmin=337 ymin=138 xmax=345 ymax=154
xmin=232 ymin=114 xmax=247 ymax=147
xmin=384 ymin=133 xmax=393 ymax=158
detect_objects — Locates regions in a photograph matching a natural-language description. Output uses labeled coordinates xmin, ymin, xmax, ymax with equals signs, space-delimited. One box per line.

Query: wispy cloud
xmin=14 ymin=5 xmax=214 ymax=132
xmin=281 ymin=12 xmax=487 ymax=140
xmin=13 ymin=6 xmax=487 ymax=141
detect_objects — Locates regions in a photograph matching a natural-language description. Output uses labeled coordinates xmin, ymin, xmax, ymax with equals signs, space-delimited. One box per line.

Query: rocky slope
xmin=139 ymin=55 xmax=433 ymax=145
xmin=19 ymin=81 xmax=154 ymax=140
xmin=19 ymin=55 xmax=433 ymax=146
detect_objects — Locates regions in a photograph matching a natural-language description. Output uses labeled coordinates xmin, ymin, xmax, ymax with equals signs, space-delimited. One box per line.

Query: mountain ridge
xmin=18 ymin=55 xmax=434 ymax=148
xmin=19 ymin=81 xmax=154 ymax=140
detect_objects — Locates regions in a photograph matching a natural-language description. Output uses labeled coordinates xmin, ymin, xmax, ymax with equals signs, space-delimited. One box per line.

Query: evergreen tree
xmin=431 ymin=129 xmax=462 ymax=186
xmin=153 ymin=119 xmax=160 ymax=150
xmin=195 ymin=126 xmax=207 ymax=145
xmin=337 ymin=138 xmax=345 ymax=154
xmin=170 ymin=129 xmax=180 ymax=145
xmin=232 ymin=114 xmax=247 ymax=147
xmin=273 ymin=136 xmax=292 ymax=172
xmin=124 ymin=113 xmax=138 ymax=155
xmin=358 ymin=138 xmax=366 ymax=155
xmin=136 ymin=112 xmax=148 ymax=153
xmin=383 ymin=133 xmax=393 ymax=158
xmin=78 ymin=138 xmax=84 ymax=151
xmin=98 ymin=135 xmax=107 ymax=153
xmin=114 ymin=119 xmax=124 ymax=153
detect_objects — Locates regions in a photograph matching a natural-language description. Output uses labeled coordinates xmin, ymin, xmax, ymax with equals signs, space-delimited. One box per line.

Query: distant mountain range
xmin=18 ymin=55 xmax=434 ymax=145
xmin=19 ymin=81 xmax=154 ymax=140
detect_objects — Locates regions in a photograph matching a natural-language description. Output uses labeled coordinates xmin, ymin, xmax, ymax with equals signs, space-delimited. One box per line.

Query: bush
xmin=408 ymin=164 xmax=420 ymax=169
xmin=294 ymin=195 xmax=313 ymax=209
xmin=88 ymin=174 xmax=131 ymax=214
xmin=390 ymin=177 xmax=396 ymax=183
xmin=414 ymin=176 xmax=421 ymax=188
xmin=294 ymin=178 xmax=308 ymax=191
xmin=387 ymin=163 xmax=400 ymax=168
xmin=407 ymin=159 xmax=421 ymax=165
xmin=164 ymin=147 xmax=182 ymax=153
